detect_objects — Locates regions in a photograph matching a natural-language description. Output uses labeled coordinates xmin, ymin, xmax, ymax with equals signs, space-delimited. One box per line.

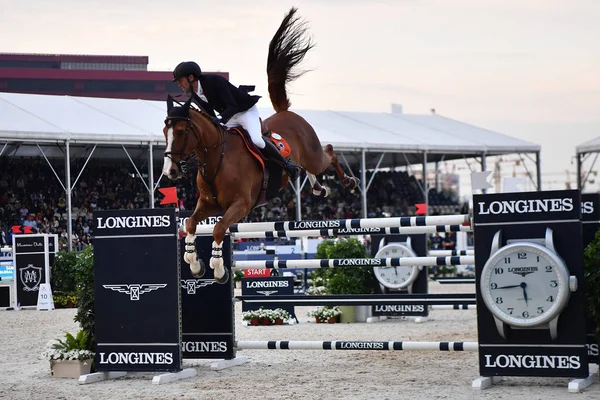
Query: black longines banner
xmin=473 ymin=190 xmax=588 ymax=378
xmin=370 ymin=234 xmax=428 ymax=317
xmin=177 ymin=211 xmax=234 ymax=360
xmin=94 ymin=209 xmax=182 ymax=372
xmin=13 ymin=235 xmax=49 ymax=308
xmin=241 ymin=276 xmax=295 ymax=318
xmin=581 ymin=193 xmax=600 ymax=364
xmin=0 ymin=286 xmax=10 ymax=308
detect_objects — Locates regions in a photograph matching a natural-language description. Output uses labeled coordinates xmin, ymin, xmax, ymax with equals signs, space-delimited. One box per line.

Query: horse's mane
xmin=267 ymin=7 xmax=315 ymax=113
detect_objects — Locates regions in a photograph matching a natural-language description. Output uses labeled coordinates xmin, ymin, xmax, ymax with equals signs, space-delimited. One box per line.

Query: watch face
xmin=480 ymin=242 xmax=570 ymax=328
xmin=374 ymin=244 xmax=419 ymax=289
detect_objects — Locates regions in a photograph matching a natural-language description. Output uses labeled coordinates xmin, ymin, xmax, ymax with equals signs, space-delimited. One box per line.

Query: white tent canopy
xmin=576 ymin=136 xmax=600 ymax=155
xmin=575 ymin=136 xmax=600 ymax=190
xmin=0 ymin=92 xmax=539 ymax=159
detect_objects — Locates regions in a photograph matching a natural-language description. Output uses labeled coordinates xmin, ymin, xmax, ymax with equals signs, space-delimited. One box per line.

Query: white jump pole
xmin=428 ymin=250 xmax=475 ymax=256
xmin=232 ymin=256 xmax=476 ymax=270
xmin=226 ymin=225 xmax=472 ymax=239
xmin=195 ymin=214 xmax=470 ymax=235
xmin=236 ymin=340 xmax=478 ymax=352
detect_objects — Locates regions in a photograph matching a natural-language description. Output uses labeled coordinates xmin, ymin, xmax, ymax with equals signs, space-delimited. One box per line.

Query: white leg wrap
xmin=183 ymin=234 xmax=200 ymax=274
xmin=210 ymin=241 xmax=225 ymax=279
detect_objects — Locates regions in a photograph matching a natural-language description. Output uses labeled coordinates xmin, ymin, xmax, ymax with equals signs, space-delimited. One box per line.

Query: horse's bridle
xmin=164 ymin=116 xmax=199 ymax=175
xmin=163 ymin=101 xmax=227 ymax=186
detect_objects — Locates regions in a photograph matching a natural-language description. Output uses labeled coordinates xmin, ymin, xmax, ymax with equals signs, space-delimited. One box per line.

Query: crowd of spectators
xmin=0 ymin=157 xmax=462 ymax=250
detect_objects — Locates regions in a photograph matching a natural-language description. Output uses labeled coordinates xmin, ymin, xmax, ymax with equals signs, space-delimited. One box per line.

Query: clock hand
xmin=496 ymin=284 xmax=521 ymax=289
xmin=521 ymin=282 xmax=528 ymax=306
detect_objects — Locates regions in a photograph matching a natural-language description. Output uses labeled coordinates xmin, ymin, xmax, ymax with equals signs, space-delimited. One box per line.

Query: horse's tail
xmin=267 ymin=7 xmax=314 ymax=113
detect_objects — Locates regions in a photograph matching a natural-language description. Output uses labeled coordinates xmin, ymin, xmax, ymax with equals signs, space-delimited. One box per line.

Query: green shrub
xmin=584 ymin=230 xmax=600 ymax=340
xmin=51 ymin=250 xmax=79 ymax=295
xmin=73 ymin=246 xmax=95 ymax=352
xmin=314 ymin=238 xmax=376 ymax=295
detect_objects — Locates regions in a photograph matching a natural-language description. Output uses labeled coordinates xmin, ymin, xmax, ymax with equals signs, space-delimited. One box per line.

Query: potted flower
xmin=42 ymin=330 xmax=94 ymax=378
xmin=273 ymin=308 xmax=291 ymax=325
xmin=308 ymin=306 xmax=342 ymax=323
xmin=242 ymin=307 xmax=292 ymax=325
xmin=241 ymin=309 xmax=261 ymax=326
xmin=258 ymin=308 xmax=274 ymax=325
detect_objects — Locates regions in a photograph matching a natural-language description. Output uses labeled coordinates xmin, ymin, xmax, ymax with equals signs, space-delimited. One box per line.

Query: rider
xmin=172 ymin=61 xmax=301 ymax=181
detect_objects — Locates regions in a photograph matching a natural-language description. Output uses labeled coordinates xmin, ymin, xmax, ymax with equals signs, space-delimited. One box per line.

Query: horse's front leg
xmin=210 ymin=199 xmax=252 ymax=284
xmin=184 ymin=198 xmax=219 ymax=278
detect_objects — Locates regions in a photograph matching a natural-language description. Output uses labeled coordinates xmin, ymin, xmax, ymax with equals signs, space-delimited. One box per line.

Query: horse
xmin=161 ymin=7 xmax=359 ymax=283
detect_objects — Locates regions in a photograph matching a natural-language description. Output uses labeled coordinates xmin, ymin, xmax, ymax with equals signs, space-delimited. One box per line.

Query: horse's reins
xmin=163 ymin=93 xmax=228 ymax=200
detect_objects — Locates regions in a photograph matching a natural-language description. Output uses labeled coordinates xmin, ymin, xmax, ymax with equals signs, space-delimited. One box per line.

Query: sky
xmin=2 ymin=0 xmax=599 ymax=190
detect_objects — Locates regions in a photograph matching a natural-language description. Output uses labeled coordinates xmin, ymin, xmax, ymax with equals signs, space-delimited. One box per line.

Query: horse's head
xmin=162 ymin=95 xmax=198 ymax=180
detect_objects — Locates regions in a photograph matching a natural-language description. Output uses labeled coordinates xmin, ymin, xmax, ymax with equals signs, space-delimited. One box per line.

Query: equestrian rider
xmin=172 ymin=61 xmax=301 ymax=181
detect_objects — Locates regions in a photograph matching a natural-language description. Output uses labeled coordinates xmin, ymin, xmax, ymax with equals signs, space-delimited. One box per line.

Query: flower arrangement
xmin=307 ymin=306 xmax=342 ymax=323
xmin=306 ymin=274 xmax=328 ymax=295
xmin=242 ymin=307 xmax=291 ymax=325
xmin=305 ymin=285 xmax=327 ymax=295
xmin=42 ymin=330 xmax=94 ymax=362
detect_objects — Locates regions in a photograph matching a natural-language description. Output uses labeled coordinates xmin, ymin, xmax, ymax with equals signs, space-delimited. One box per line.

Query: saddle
xmin=227 ymin=125 xmax=291 ymax=208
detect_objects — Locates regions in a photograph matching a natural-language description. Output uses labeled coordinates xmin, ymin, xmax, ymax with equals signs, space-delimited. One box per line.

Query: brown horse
xmin=162 ymin=7 xmax=359 ymax=283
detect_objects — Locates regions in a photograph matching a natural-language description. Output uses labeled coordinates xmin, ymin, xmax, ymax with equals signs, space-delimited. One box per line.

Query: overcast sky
xmin=2 ymin=0 xmax=599 ymax=189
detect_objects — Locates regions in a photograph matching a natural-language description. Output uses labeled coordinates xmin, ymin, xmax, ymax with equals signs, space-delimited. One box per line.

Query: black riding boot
xmin=261 ymin=139 xmax=301 ymax=181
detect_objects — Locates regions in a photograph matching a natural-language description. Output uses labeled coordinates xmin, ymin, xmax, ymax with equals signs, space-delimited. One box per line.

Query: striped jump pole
xmin=232 ymin=256 xmax=475 ymax=270
xmin=236 ymin=340 xmax=478 ymax=352
xmin=228 ymin=224 xmax=472 ymax=239
xmin=236 ymin=293 xmax=476 ymax=307
xmin=431 ymin=305 xmax=476 ymax=310
xmin=428 ymin=250 xmax=475 ymax=256
xmin=433 ymin=277 xmax=476 ymax=285
xmin=195 ymin=214 xmax=470 ymax=235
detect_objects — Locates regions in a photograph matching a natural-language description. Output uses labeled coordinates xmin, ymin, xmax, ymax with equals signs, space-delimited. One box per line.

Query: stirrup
xmin=285 ymin=164 xmax=301 ymax=181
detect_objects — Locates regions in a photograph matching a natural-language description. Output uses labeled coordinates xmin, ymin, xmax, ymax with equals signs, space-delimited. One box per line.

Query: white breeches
xmin=225 ymin=105 xmax=265 ymax=149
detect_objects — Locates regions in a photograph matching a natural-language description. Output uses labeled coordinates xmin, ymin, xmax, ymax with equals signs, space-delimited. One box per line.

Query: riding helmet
xmin=172 ymin=61 xmax=202 ymax=82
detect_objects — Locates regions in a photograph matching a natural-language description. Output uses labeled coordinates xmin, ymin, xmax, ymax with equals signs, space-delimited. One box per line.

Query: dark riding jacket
xmin=195 ymin=74 xmax=261 ymax=123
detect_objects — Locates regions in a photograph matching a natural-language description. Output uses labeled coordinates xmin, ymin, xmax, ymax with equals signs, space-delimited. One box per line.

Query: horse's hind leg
xmin=306 ymin=172 xmax=330 ymax=198
xmin=323 ymin=144 xmax=360 ymax=190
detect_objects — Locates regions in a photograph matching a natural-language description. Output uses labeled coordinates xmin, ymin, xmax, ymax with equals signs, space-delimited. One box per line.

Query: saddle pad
xmin=268 ymin=133 xmax=292 ymax=158
xmin=229 ymin=127 xmax=265 ymax=171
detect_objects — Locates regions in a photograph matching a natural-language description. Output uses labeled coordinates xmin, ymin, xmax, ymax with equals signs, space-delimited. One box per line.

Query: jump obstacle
xmin=86 ymin=209 xmax=482 ymax=385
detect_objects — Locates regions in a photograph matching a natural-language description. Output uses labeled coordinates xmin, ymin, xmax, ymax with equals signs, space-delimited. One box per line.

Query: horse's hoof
xmin=215 ymin=268 xmax=230 ymax=285
xmin=191 ymin=261 xmax=206 ymax=278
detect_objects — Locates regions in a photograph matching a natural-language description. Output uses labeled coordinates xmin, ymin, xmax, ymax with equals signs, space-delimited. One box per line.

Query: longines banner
xmin=241 ymin=276 xmax=295 ymax=318
xmin=473 ymin=190 xmax=588 ymax=378
xmin=581 ymin=192 xmax=600 ymax=364
xmin=177 ymin=211 xmax=235 ymax=360
xmin=13 ymin=234 xmax=56 ymax=308
xmin=94 ymin=209 xmax=182 ymax=372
